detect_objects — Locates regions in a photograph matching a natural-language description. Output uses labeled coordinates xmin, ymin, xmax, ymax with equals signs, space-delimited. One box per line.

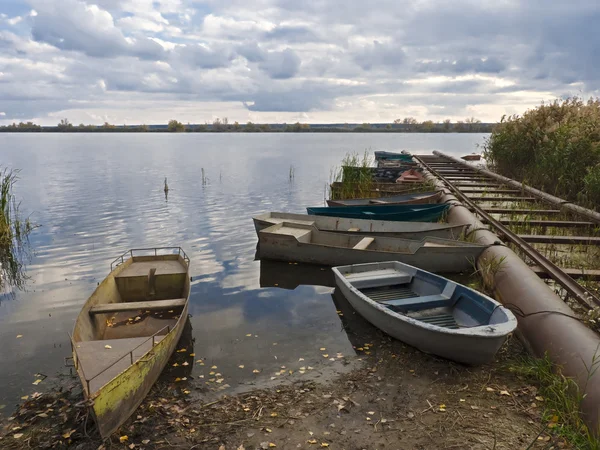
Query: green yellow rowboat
xmin=70 ymin=247 xmax=190 ymax=438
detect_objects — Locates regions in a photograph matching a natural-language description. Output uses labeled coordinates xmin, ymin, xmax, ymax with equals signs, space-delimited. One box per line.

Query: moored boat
xmin=252 ymin=212 xmax=467 ymax=240
xmin=257 ymin=222 xmax=486 ymax=272
xmin=327 ymin=190 xmax=442 ymax=207
xmin=71 ymin=247 xmax=191 ymax=438
xmin=374 ymin=151 xmax=414 ymax=162
xmin=332 ymin=261 xmax=517 ymax=364
xmin=396 ymin=168 xmax=426 ymax=184
xmin=306 ymin=203 xmax=450 ymax=222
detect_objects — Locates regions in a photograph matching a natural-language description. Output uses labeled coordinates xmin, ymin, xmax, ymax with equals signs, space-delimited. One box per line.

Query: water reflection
xmin=0 ymin=133 xmax=485 ymax=415
xmin=259 ymin=260 xmax=334 ymax=290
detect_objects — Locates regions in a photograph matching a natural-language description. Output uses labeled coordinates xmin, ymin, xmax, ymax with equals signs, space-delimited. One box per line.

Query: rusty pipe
xmin=423 ymin=159 xmax=600 ymax=433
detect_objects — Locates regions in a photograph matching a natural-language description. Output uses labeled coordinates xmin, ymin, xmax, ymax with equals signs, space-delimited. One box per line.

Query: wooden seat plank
xmin=90 ymin=298 xmax=186 ymax=315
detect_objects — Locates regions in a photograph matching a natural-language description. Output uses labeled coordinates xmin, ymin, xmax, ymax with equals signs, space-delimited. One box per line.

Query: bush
xmin=483 ymin=97 xmax=600 ymax=207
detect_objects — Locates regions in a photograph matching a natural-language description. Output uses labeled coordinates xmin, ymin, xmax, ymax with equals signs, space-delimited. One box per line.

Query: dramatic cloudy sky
xmin=0 ymin=0 xmax=598 ymax=125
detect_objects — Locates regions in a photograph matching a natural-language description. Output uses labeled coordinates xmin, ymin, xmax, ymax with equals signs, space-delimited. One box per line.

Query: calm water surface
xmin=0 ymin=133 xmax=487 ymax=413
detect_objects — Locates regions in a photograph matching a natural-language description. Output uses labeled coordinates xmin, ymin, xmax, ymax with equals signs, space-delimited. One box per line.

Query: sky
xmin=0 ymin=0 xmax=598 ymax=125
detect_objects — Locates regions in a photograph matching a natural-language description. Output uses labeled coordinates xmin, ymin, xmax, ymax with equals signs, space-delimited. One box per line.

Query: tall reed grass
xmin=484 ymin=97 xmax=600 ymax=208
xmin=1 ymin=168 xmax=34 ymax=292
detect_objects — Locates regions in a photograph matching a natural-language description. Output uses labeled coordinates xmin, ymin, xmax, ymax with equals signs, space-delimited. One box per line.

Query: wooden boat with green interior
xmin=70 ymin=247 xmax=190 ymax=438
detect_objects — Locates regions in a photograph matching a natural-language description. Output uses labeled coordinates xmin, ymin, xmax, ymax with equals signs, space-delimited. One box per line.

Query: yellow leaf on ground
xmin=129 ymin=444 xmax=135 ymax=450
xmin=500 ymin=390 xmax=510 ymax=396
xmin=142 ymin=440 xmax=150 ymax=445
xmin=320 ymin=347 xmax=326 ymax=351
xmin=298 ymin=358 xmax=304 ymax=361
xmin=357 ymin=347 xmax=363 ymax=351
xmin=485 ymin=387 xmax=494 ymax=392
xmin=172 ymin=363 xmax=179 ymax=367
xmin=104 ymin=345 xmax=112 ymax=349
xmin=459 ymin=398 xmax=466 ymax=402
xmin=182 ymin=362 xmax=189 ymax=366
xmin=246 ymin=334 xmax=252 ymax=337
xmin=321 ymin=444 xmax=329 ymax=448
xmin=551 ymin=415 xmax=559 ymax=423
xmin=307 ymin=439 xmax=317 ymax=444
xmin=367 ymin=411 xmax=375 ymax=415
xmin=119 ymin=435 xmax=128 ymax=443
xmin=13 ymin=433 xmax=24 ymax=439
xmin=269 ymin=443 xmax=276 ymax=448
xmin=177 ymin=348 xmax=187 ymax=353
xmin=239 ymin=365 xmax=245 ymax=369
xmin=253 ymin=369 xmax=260 ymax=373
xmin=20 ymin=395 xmax=28 ymax=400
xmin=322 ymin=354 xmax=329 ymax=358
xmin=175 ymin=377 xmax=182 ymax=382
xmin=189 ymin=353 xmax=195 ymax=357
xmin=211 ymin=365 xmax=218 ymax=369
xmin=270 ymin=412 xmax=278 ymax=417
xmin=16 ymin=335 xmax=23 ymax=339
xmin=535 ymin=396 xmax=544 ymax=401
xmin=32 ymin=379 xmax=42 ymax=385
xmin=183 ymin=389 xmax=190 ymax=394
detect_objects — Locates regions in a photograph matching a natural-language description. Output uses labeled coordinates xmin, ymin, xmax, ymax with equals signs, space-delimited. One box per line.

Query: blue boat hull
xmin=306 ymin=203 xmax=449 ymax=222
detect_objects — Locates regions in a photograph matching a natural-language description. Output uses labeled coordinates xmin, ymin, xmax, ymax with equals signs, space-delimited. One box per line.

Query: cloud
xmin=30 ymin=0 xmax=165 ymax=60
xmin=353 ymin=40 xmax=404 ymax=71
xmin=258 ymin=48 xmax=301 ymax=79
xmin=2 ymin=0 xmax=600 ymax=125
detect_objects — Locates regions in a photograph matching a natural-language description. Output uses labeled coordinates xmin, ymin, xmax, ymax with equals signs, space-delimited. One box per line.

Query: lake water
xmin=0 ymin=132 xmax=487 ymax=414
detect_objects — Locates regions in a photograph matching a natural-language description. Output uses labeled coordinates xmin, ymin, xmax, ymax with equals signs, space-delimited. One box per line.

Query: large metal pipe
xmin=423 ymin=161 xmax=600 ymax=433
xmin=433 ymin=151 xmax=600 ymax=224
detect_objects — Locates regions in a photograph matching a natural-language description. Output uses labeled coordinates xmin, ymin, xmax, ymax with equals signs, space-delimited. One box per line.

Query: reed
xmin=329 ymin=151 xmax=374 ymax=200
xmin=201 ymin=168 xmax=208 ymax=186
xmin=0 ymin=168 xmax=35 ymax=292
xmin=484 ymin=97 xmax=600 ymax=209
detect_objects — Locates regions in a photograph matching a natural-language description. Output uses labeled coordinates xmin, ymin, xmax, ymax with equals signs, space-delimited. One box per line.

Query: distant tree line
xmin=0 ymin=117 xmax=493 ymax=133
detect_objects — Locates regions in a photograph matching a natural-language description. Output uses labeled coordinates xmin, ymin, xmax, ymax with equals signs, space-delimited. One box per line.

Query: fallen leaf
xmin=366 ymin=417 xmax=371 ymax=421
xmin=307 ymin=439 xmax=317 ymax=444
xmin=32 ymin=379 xmax=42 ymax=385
xmin=500 ymin=390 xmax=510 ymax=396
xmin=172 ymin=363 xmax=179 ymax=367
xmin=177 ymin=348 xmax=187 ymax=353
xmin=37 ymin=413 xmax=49 ymax=418
xmin=253 ymin=369 xmax=261 ymax=373
xmin=183 ymin=389 xmax=191 ymax=394
xmin=142 ymin=440 xmax=150 ymax=445
xmin=264 ymin=428 xmax=272 ymax=433
xmin=104 ymin=345 xmax=112 ymax=349
xmin=13 ymin=433 xmax=24 ymax=439
xmin=322 ymin=354 xmax=329 ymax=358
xmin=189 ymin=353 xmax=195 ymax=357
xmin=269 ymin=444 xmax=276 ymax=448
xmin=459 ymin=399 xmax=466 ymax=402
xmin=535 ymin=396 xmax=544 ymax=401
xmin=321 ymin=444 xmax=329 ymax=448
xmin=129 ymin=444 xmax=135 ymax=450
xmin=16 ymin=335 xmax=23 ymax=339
xmin=320 ymin=347 xmax=326 ymax=351
xmin=485 ymin=387 xmax=494 ymax=392
xmin=407 ymin=411 xmax=415 ymax=419
xmin=120 ymin=436 xmax=128 ymax=443
xmin=439 ymin=404 xmax=446 ymax=412
xmin=367 ymin=411 xmax=375 ymax=415
xmin=239 ymin=365 xmax=245 ymax=369
xmin=298 ymin=358 xmax=304 ymax=361
xmin=211 ymin=365 xmax=218 ymax=369
xmin=20 ymin=395 xmax=28 ymax=400
xmin=182 ymin=362 xmax=189 ymax=366
xmin=216 ymin=379 xmax=224 ymax=384
xmin=246 ymin=334 xmax=252 ymax=337
xmin=308 ymin=366 xmax=314 ymax=370
xmin=237 ymin=446 xmax=246 ymax=450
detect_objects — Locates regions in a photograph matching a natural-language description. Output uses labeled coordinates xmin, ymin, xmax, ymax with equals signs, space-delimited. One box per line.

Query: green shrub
xmin=484 ymin=97 xmax=600 ymax=207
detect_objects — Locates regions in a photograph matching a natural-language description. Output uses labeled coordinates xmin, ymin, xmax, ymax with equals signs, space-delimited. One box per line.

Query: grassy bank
xmin=483 ymin=97 xmax=600 ymax=208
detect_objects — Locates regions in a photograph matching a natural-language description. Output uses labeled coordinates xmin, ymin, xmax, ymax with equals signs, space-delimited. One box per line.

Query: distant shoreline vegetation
xmin=0 ymin=117 xmax=493 ymax=133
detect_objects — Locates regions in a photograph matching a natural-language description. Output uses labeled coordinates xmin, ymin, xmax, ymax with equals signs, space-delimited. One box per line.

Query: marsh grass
xmin=484 ymin=97 xmax=600 ymax=209
xmin=510 ymin=353 xmax=600 ymax=450
xmin=328 ymin=151 xmax=374 ymax=200
xmin=0 ymin=168 xmax=35 ymax=293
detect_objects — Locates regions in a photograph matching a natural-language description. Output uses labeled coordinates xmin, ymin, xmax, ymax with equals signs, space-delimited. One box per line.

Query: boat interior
xmin=342 ymin=263 xmax=508 ymax=330
xmin=73 ymin=254 xmax=189 ymax=393
xmin=262 ymin=222 xmax=468 ymax=252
